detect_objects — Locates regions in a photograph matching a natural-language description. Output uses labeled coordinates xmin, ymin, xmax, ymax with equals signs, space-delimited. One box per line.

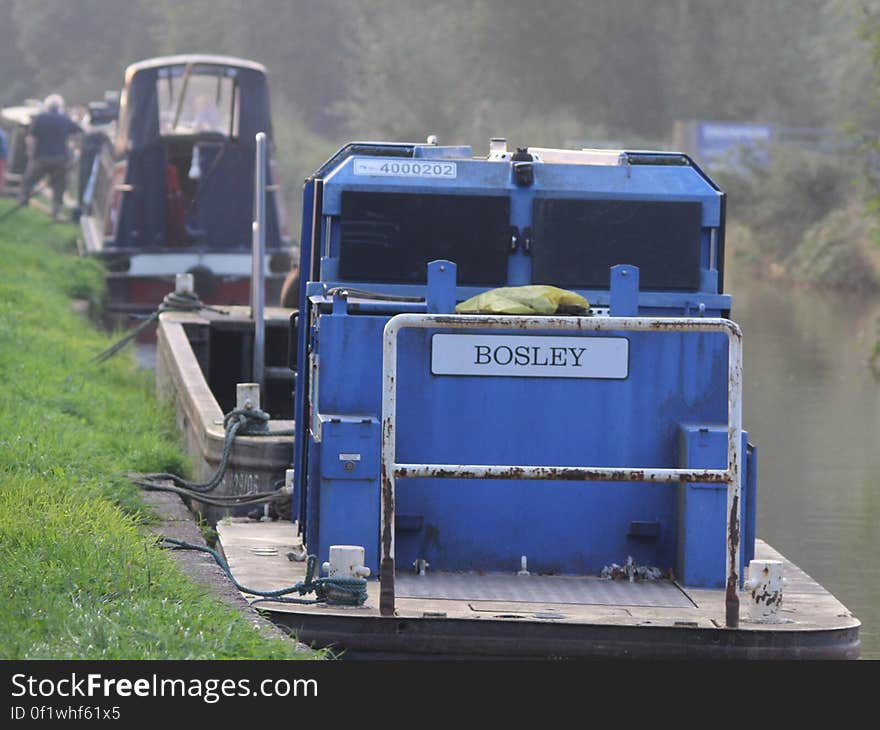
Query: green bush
xmin=716 ymin=144 xmax=854 ymax=259
xmin=785 ymin=203 xmax=878 ymax=291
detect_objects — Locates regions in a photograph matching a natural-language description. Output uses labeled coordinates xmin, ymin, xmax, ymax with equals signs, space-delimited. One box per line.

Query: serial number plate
xmin=431 ymin=334 xmax=629 ymax=379
xmin=353 ymin=158 xmax=457 ymax=178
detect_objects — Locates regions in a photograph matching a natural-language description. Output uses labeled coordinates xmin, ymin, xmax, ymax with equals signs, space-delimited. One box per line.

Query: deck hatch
xmin=395 ymin=573 xmax=694 ymax=608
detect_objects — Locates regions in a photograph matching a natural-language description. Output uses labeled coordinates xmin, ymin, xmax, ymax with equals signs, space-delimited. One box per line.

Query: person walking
xmin=19 ymin=94 xmax=81 ymax=220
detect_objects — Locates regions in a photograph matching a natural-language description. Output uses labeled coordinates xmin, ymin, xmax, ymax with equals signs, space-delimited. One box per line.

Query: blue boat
xmin=158 ymin=138 xmax=860 ymax=658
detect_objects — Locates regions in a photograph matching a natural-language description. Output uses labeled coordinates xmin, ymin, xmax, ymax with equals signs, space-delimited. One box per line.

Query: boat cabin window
xmin=531 ymin=198 xmax=703 ymax=291
xmin=157 ymin=65 xmax=240 ymax=138
xmin=338 ymin=192 xmax=510 ymax=285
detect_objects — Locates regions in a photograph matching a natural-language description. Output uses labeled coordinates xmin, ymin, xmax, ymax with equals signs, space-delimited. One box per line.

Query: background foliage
xmin=4 ymin=0 xmax=880 ymax=279
xmin=3 ymin=1 xmax=878 ymax=180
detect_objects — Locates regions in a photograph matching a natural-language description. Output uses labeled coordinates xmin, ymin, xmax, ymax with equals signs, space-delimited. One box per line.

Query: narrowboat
xmin=155 ymin=138 xmax=860 ymax=658
xmin=78 ymin=55 xmax=294 ymax=318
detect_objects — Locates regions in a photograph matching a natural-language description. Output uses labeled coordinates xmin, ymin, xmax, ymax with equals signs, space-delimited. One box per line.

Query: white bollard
xmin=744 ymin=559 xmax=784 ymax=622
xmin=175 ymin=273 xmax=194 ymax=295
xmin=413 ymin=558 xmax=429 ymax=576
xmin=236 ymin=382 xmax=260 ymax=411
xmin=322 ymin=545 xmax=371 ymax=579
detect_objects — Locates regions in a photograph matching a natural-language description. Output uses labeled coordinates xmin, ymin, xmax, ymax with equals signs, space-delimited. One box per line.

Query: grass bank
xmin=0 ymin=201 xmax=313 ymax=659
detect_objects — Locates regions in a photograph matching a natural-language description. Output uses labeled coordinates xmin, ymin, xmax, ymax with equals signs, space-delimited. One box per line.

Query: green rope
xmin=131 ymin=405 xmax=291 ymax=505
xmin=104 ymin=293 xmax=293 ymax=502
xmin=158 ymin=537 xmax=368 ymax=606
xmin=92 ymin=289 xmax=227 ymax=365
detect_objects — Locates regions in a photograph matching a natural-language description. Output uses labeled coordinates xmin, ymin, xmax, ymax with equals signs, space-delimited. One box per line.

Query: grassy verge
xmin=0 ymin=201 xmax=314 ymax=659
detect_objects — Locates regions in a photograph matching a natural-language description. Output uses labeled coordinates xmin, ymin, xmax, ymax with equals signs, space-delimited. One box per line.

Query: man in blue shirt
xmin=19 ymin=94 xmax=81 ymax=220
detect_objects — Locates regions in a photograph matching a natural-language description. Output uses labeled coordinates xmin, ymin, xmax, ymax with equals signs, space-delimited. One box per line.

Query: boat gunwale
xmin=156 ymin=309 xmax=294 ymax=472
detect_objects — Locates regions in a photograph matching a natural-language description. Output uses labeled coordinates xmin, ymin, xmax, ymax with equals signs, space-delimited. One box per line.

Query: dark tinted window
xmin=339 ymin=192 xmax=510 ymax=285
xmin=532 ymin=198 xmax=703 ymax=290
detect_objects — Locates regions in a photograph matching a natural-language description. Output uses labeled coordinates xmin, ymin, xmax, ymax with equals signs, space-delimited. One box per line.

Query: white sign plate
xmin=431 ymin=334 xmax=629 ymax=379
xmin=353 ymin=158 xmax=457 ymax=179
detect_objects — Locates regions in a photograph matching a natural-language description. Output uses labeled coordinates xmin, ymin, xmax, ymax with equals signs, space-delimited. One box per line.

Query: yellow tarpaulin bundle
xmin=455 ymin=285 xmax=590 ymax=315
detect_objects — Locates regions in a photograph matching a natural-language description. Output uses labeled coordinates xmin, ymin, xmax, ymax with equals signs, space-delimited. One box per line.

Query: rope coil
xmin=158 ymin=537 xmax=368 ymax=606
xmin=131 ymin=404 xmax=291 ymax=507
xmin=92 ymin=289 xmax=227 ymax=364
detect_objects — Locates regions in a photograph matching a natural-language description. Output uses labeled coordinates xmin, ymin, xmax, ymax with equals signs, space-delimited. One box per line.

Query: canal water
xmin=727 ymin=258 xmax=880 ymax=658
xmin=134 ymin=263 xmax=879 ymax=657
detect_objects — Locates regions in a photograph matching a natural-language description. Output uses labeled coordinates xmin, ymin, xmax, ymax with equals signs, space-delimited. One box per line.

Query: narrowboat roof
xmin=1 ymin=101 xmax=41 ymax=126
xmin=124 ymin=54 xmax=268 ymax=83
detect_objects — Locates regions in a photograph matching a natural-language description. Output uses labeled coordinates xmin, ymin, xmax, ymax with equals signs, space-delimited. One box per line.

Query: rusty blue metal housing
xmin=291 ymin=141 xmax=758 ymax=625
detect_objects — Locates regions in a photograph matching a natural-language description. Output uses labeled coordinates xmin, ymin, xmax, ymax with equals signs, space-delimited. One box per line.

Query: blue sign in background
xmin=697 ymin=121 xmax=774 ymax=168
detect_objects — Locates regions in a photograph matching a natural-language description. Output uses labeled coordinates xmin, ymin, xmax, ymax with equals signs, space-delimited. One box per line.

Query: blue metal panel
xmin=390 ymin=330 xmax=728 ymax=575
xmin=308 ymin=313 xmax=386 ymax=567
xmin=610 ymin=265 xmax=640 ymax=316
xmin=319 ymin=416 xmax=379 ymax=480
xmin=745 ymin=440 xmax=757 ymax=565
xmin=317 ymin=315 xmax=385 ymax=416
xmin=315 ymin=417 xmax=381 ymax=569
xmin=675 ymin=424 xmax=751 ymax=587
xmin=426 ymin=260 xmax=457 ymax=314
xmin=307 ymin=307 xmax=734 ymax=576
xmin=317 ymin=475 xmax=379 ymax=572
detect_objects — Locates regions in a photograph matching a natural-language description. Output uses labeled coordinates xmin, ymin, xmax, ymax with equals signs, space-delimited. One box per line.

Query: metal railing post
xmin=725 ymin=328 xmax=743 ymax=628
xmin=251 ymin=132 xmax=267 ymax=389
xmin=378 ymin=314 xmax=743 ymax=626
xmin=379 ymin=317 xmax=398 ymax=615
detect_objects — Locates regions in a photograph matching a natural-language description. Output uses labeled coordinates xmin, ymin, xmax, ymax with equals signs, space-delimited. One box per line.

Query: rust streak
xmin=394 ymin=466 xmax=729 ymax=483
xmin=725 ymin=492 xmax=740 ymax=628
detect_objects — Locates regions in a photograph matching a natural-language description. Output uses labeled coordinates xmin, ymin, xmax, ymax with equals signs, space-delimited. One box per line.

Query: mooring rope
xmin=92 ymin=289 xmax=228 ymax=364
xmin=157 ymin=537 xmax=368 ymax=606
xmin=130 ymin=404 xmax=294 ymax=506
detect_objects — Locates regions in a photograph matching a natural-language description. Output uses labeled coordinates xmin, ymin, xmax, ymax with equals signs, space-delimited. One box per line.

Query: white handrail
xmin=379 ymin=313 xmax=743 ymax=627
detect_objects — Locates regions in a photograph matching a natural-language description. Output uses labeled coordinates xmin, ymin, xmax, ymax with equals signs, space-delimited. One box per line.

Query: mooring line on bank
xmin=156 ymin=537 xmax=367 ymax=606
xmin=91 ymin=289 xmax=229 ymax=365
xmin=129 ymin=403 xmax=293 ymax=506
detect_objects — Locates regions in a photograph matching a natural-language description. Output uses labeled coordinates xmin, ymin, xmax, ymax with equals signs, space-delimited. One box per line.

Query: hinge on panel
xmin=510 ymin=226 xmax=532 ymax=255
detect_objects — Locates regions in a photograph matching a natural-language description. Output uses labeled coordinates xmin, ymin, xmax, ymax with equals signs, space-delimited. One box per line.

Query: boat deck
xmin=217 ymin=520 xmax=860 ymax=659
